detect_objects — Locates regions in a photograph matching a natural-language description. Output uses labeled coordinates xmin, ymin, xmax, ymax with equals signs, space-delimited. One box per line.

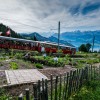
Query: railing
xmin=18 ymin=65 xmax=100 ymax=100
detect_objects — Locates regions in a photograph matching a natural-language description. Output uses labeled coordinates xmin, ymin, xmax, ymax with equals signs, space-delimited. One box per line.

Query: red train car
xmin=0 ymin=36 xmax=76 ymax=55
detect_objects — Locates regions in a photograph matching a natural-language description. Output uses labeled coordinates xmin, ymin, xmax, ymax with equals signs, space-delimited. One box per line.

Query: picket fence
xmin=18 ymin=65 xmax=100 ymax=100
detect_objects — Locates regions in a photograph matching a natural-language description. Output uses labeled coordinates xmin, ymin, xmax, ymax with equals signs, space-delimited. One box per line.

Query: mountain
xmin=20 ymin=32 xmax=75 ymax=47
xmin=52 ymin=30 xmax=100 ymax=51
xmin=21 ymin=32 xmax=48 ymax=41
xmin=40 ymin=32 xmax=54 ymax=37
xmin=48 ymin=36 xmax=75 ymax=47
xmin=0 ymin=23 xmax=22 ymax=38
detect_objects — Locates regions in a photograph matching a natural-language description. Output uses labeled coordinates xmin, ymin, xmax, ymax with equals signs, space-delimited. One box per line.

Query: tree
xmin=86 ymin=43 xmax=91 ymax=52
xmin=0 ymin=23 xmax=22 ymax=38
xmin=79 ymin=43 xmax=91 ymax=52
xmin=79 ymin=44 xmax=87 ymax=52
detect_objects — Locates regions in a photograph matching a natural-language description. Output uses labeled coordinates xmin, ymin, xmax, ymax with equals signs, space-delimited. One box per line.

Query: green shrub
xmin=35 ymin=63 xmax=43 ymax=69
xmin=10 ymin=62 xmax=18 ymax=69
xmin=31 ymin=51 xmax=39 ymax=56
xmin=69 ymin=80 xmax=100 ymax=100
xmin=0 ymin=88 xmax=12 ymax=100
xmin=15 ymin=53 xmax=23 ymax=59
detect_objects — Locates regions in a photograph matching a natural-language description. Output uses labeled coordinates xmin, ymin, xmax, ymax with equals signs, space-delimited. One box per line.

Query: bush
xmin=35 ymin=63 xmax=43 ymax=69
xmin=30 ymin=51 xmax=39 ymax=56
xmin=47 ymin=60 xmax=65 ymax=67
xmin=15 ymin=53 xmax=23 ymax=59
xmin=10 ymin=62 xmax=18 ymax=69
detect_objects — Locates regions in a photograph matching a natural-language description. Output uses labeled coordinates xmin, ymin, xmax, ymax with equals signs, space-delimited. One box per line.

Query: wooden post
xmin=65 ymin=72 xmax=69 ymax=100
xmin=91 ymin=65 xmax=93 ymax=80
xmin=68 ymin=70 xmax=72 ymax=97
xmin=59 ymin=74 xmax=62 ymax=100
xmin=18 ymin=93 xmax=23 ymax=100
xmin=73 ymin=70 xmax=76 ymax=92
xmin=50 ymin=75 xmax=53 ymax=100
xmin=62 ymin=73 xmax=66 ymax=99
xmin=55 ymin=76 xmax=58 ymax=100
xmin=25 ymin=88 xmax=30 ymax=100
xmin=45 ymin=79 xmax=48 ymax=100
xmin=76 ymin=69 xmax=79 ymax=91
xmin=37 ymin=80 xmax=41 ymax=100
xmin=33 ymin=83 xmax=38 ymax=100
xmin=99 ymin=65 xmax=100 ymax=80
xmin=41 ymin=78 xmax=45 ymax=100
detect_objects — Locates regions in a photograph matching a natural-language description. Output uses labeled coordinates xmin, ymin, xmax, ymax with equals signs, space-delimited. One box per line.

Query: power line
xmin=0 ymin=17 xmax=48 ymax=31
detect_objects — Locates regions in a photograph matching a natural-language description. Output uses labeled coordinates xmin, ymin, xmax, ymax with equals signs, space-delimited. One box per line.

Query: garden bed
xmin=39 ymin=65 xmax=76 ymax=79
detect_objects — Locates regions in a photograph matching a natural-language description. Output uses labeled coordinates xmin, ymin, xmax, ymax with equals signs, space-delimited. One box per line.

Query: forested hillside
xmin=0 ymin=23 xmax=22 ymax=38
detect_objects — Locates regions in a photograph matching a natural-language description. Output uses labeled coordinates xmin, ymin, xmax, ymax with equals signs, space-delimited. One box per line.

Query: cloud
xmin=0 ymin=0 xmax=100 ymax=33
xmin=82 ymin=2 xmax=100 ymax=15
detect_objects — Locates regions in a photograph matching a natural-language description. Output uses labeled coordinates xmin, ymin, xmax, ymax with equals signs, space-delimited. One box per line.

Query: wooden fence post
xmin=45 ymin=79 xmax=48 ymax=100
xmin=91 ymin=65 xmax=93 ymax=80
xmin=55 ymin=75 xmax=58 ymax=100
xmin=50 ymin=75 xmax=53 ymax=100
xmin=37 ymin=80 xmax=41 ymax=100
xmin=68 ymin=70 xmax=72 ymax=97
xmin=41 ymin=78 xmax=45 ymax=100
xmin=18 ymin=93 xmax=23 ymax=100
xmin=79 ymin=68 xmax=83 ymax=89
xmin=76 ymin=69 xmax=79 ymax=91
xmin=62 ymin=73 xmax=66 ymax=100
xmin=59 ymin=74 xmax=62 ymax=100
xmin=33 ymin=83 xmax=38 ymax=100
xmin=65 ymin=72 xmax=69 ymax=100
xmin=99 ymin=65 xmax=100 ymax=80
xmin=85 ymin=67 xmax=88 ymax=81
xmin=25 ymin=88 xmax=30 ymax=100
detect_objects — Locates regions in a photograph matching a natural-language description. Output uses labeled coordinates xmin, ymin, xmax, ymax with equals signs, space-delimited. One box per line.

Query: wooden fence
xmin=18 ymin=65 xmax=100 ymax=100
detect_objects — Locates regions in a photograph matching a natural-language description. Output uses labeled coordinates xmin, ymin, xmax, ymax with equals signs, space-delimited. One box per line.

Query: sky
xmin=0 ymin=0 xmax=100 ymax=33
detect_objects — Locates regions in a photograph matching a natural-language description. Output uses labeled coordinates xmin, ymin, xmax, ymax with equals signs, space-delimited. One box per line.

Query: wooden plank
xmin=5 ymin=70 xmax=11 ymax=84
xmin=5 ymin=69 xmax=48 ymax=85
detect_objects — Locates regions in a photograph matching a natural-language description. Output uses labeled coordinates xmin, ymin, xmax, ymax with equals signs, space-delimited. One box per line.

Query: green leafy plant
xmin=69 ymin=80 xmax=100 ymax=100
xmin=34 ymin=63 xmax=43 ymax=69
xmin=10 ymin=62 xmax=18 ymax=69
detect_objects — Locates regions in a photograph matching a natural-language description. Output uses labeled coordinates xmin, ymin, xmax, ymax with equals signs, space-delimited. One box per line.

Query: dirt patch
xmin=93 ymin=63 xmax=100 ymax=68
xmin=0 ymin=71 xmax=7 ymax=86
xmin=39 ymin=65 xmax=76 ymax=79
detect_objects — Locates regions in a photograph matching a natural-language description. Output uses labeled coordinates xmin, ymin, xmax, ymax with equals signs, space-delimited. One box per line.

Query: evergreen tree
xmin=0 ymin=23 xmax=22 ymax=38
xmin=86 ymin=43 xmax=91 ymax=52
xmin=79 ymin=44 xmax=87 ymax=52
xmin=79 ymin=43 xmax=91 ymax=52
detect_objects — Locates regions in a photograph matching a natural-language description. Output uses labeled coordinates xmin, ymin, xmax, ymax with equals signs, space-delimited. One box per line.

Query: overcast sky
xmin=0 ymin=0 xmax=100 ymax=33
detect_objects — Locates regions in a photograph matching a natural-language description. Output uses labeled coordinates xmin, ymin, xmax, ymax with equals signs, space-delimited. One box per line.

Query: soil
xmin=93 ymin=63 xmax=100 ymax=68
xmin=0 ymin=58 xmax=76 ymax=86
xmin=0 ymin=70 xmax=7 ymax=86
xmin=39 ymin=65 xmax=76 ymax=79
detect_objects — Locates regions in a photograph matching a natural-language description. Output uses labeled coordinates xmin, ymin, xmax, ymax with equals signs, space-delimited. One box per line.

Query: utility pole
xmin=92 ymin=35 xmax=95 ymax=52
xmin=58 ymin=21 xmax=60 ymax=51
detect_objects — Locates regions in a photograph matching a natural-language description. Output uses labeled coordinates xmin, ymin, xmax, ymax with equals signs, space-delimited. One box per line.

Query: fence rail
xmin=18 ymin=65 xmax=100 ymax=100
